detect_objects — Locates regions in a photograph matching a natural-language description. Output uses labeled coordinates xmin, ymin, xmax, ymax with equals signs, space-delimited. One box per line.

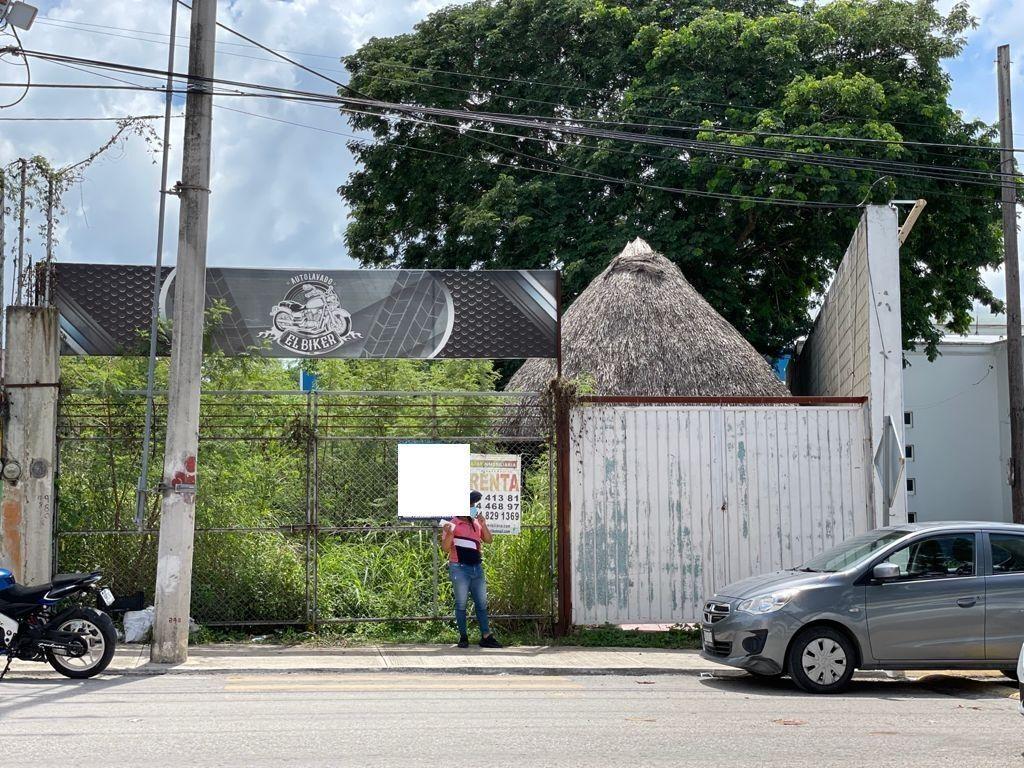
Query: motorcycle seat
xmin=0 ymin=573 xmax=96 ymax=604
xmin=0 ymin=583 xmax=50 ymax=603
xmin=51 ymin=572 xmax=96 ymax=587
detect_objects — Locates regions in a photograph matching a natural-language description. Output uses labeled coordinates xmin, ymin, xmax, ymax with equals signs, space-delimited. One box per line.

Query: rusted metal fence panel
xmin=54 ymin=390 xmax=555 ymax=628
xmin=569 ymin=402 xmax=872 ymax=625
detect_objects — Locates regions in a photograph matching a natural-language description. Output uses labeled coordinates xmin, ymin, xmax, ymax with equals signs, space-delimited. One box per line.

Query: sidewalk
xmin=15 ymin=644 xmax=731 ymax=678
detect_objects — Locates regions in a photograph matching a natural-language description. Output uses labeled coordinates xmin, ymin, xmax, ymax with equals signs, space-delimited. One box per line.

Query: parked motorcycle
xmin=0 ymin=568 xmax=117 ymax=679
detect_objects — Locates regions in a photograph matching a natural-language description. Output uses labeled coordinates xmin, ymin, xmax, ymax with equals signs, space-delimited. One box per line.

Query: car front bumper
xmin=699 ymin=599 xmax=802 ymax=676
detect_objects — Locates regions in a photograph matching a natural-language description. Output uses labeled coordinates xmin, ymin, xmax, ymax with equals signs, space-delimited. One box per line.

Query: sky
xmin=0 ymin=0 xmax=1022 ymax=309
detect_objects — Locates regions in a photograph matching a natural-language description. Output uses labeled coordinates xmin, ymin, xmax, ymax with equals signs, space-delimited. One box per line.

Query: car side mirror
xmin=873 ymin=562 xmax=901 ymax=582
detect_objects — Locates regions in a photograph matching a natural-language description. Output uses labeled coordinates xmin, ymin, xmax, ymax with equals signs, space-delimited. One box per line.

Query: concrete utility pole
xmin=151 ymin=0 xmax=217 ymax=664
xmin=997 ymin=45 xmax=1024 ymax=525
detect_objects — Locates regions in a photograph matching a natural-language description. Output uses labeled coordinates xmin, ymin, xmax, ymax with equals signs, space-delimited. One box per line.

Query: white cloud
xmin=1 ymin=0 xmax=468 ymax=289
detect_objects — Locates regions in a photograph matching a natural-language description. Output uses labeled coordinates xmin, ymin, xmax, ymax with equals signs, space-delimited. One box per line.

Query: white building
xmin=903 ymin=311 xmax=1013 ymax=523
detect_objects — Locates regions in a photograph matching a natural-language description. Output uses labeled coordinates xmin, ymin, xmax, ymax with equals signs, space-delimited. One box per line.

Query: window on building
xmin=904 ymin=411 xmax=913 ymax=428
xmin=907 ymin=477 xmax=916 ymax=495
xmin=905 ymin=444 xmax=914 ymax=460
xmin=907 ymin=511 xmax=917 ymax=523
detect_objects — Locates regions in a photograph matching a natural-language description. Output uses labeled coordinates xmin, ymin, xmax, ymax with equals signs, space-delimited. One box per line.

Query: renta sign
xmin=54 ymin=264 xmax=558 ymax=360
xmin=471 ymin=454 xmax=522 ymax=535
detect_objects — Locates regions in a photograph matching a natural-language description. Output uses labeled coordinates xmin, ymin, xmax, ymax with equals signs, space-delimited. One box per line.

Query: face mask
xmin=469 ymin=506 xmax=480 ymax=519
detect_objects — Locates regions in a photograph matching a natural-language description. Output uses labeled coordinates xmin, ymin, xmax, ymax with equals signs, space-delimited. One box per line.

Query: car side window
xmin=990 ymin=535 xmax=1024 ymax=574
xmin=886 ymin=534 xmax=975 ymax=580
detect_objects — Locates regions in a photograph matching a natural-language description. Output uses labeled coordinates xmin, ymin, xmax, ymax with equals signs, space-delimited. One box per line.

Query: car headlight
xmin=737 ymin=590 xmax=797 ymax=614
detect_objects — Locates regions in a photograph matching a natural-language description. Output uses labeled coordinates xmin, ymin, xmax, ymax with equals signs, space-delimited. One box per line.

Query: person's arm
xmin=477 ymin=515 xmax=493 ymax=544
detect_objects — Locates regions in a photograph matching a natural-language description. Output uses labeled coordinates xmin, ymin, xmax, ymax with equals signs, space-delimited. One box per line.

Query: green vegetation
xmin=341 ymin=0 xmax=1004 ymax=358
xmin=57 ymin=348 xmax=554 ymax=635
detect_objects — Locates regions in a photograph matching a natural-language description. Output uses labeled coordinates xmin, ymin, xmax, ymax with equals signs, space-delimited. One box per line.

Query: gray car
xmin=701 ymin=521 xmax=1024 ymax=694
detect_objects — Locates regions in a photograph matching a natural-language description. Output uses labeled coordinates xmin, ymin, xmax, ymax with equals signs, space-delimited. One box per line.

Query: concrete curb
xmin=8 ymin=665 xmax=746 ymax=679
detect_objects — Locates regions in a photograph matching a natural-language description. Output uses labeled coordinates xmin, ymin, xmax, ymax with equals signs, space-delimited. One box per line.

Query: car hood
xmin=715 ymin=570 xmax=833 ymax=599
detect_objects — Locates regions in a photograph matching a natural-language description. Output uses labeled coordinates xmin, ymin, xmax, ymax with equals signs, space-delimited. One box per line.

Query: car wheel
xmin=1001 ymin=668 xmax=1019 ymax=682
xmin=787 ymin=627 xmax=856 ymax=694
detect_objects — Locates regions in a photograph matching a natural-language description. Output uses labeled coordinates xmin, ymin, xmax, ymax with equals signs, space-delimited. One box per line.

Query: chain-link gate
xmin=54 ymin=390 xmax=555 ymax=628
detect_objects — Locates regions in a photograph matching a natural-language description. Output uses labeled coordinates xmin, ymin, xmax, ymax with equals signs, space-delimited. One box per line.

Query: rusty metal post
xmin=554 ymin=381 xmax=572 ymax=637
xmin=553 ymin=272 xmax=572 ymax=636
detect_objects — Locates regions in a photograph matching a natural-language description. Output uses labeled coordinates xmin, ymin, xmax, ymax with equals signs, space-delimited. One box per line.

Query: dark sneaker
xmin=479 ymin=635 xmax=503 ymax=649
xmin=457 ymin=635 xmax=470 ymax=649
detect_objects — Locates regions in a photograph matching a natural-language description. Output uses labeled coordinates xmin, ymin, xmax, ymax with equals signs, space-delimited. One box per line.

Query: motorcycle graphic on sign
xmin=259 ymin=273 xmax=362 ymax=355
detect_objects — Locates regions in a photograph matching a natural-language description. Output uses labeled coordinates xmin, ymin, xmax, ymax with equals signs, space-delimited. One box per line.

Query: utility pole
xmin=998 ymin=45 xmax=1024 ymax=525
xmin=151 ymin=0 xmax=217 ymax=664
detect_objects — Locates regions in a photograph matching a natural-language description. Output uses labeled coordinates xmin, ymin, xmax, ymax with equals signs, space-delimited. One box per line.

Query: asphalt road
xmin=0 ymin=671 xmax=1020 ymax=767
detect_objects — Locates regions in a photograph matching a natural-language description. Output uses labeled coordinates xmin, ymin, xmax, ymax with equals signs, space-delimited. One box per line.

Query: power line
xmin=34 ymin=15 xmax=1018 ymax=156
xmin=17 ymin=48 xmax=1017 ymax=189
xmin=11 ymin=49 xmax=1019 ymax=199
xmin=0 ymin=114 xmax=181 ymax=121
xmin=214 ymin=103 xmax=859 ymax=208
xmin=175 ymin=0 xmax=364 ymax=98
xmin=36 ymin=14 xmax=1017 ymax=142
xmin=0 ymin=27 xmax=30 ymax=109
xmin=35 ymin=16 xmax=343 ymax=60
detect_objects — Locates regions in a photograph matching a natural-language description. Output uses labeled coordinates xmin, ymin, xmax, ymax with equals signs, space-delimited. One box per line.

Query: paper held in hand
xmin=470 ymin=454 xmax=522 ymax=535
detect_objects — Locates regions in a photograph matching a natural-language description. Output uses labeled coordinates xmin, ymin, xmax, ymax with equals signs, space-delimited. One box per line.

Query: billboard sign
xmin=54 ymin=264 xmax=558 ymax=360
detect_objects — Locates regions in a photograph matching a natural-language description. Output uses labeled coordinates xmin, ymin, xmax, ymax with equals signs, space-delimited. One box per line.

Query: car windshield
xmin=796 ymin=530 xmax=911 ymax=573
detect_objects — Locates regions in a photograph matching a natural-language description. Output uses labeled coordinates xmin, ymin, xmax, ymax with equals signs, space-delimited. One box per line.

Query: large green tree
xmin=340 ymin=0 xmax=1005 ymax=356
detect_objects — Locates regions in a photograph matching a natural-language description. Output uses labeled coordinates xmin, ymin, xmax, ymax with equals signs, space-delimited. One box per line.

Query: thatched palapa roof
xmin=508 ymin=238 xmax=789 ymax=400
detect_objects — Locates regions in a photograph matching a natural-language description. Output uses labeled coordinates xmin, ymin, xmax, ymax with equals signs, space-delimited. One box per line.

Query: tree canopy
xmin=340 ymin=0 xmax=1004 ymax=356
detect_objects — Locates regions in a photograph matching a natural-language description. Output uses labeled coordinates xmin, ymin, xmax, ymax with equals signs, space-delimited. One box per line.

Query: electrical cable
xmin=174 ymin=0 xmax=367 ymax=98
xmin=16 ymin=48 xmax=1018 ymax=189
xmin=36 ymin=14 xmax=1024 ymax=143
xmin=0 ymin=27 xmax=30 ymax=108
xmin=34 ymin=15 xmax=1019 ymax=156
xmin=214 ymin=103 xmax=858 ymax=208
xmin=0 ymin=114 xmax=179 ymax=121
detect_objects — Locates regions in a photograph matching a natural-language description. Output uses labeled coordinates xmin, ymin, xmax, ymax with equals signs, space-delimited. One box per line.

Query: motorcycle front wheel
xmin=46 ymin=608 xmax=117 ymax=679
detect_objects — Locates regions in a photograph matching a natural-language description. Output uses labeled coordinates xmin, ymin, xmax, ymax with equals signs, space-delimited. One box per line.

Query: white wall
xmin=790 ymin=205 xmax=906 ymax=527
xmin=903 ymin=340 xmax=1007 ymax=522
xmin=570 ymin=404 xmax=873 ymax=625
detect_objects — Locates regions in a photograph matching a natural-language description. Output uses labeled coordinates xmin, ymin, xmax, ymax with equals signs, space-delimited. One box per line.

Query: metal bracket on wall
xmin=2 ymin=382 xmax=60 ymax=389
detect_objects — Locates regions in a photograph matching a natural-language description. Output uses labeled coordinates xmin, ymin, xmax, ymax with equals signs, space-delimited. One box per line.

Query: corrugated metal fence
xmin=569 ymin=401 xmax=872 ymax=625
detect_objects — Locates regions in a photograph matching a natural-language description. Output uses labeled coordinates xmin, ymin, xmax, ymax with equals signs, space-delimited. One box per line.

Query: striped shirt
xmin=448 ymin=517 xmax=483 ymax=566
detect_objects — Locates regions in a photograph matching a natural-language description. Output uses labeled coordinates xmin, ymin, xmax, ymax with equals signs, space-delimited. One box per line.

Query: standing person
xmin=442 ymin=490 xmax=503 ymax=649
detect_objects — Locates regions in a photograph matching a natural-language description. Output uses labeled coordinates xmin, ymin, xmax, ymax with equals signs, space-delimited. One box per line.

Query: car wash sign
xmin=471 ymin=454 xmax=522 ymax=535
xmin=258 ymin=272 xmax=363 ymax=355
xmin=53 ymin=264 xmax=558 ymax=360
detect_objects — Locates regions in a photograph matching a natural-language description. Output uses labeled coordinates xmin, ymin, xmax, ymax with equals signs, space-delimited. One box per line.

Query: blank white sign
xmin=397 ymin=443 xmax=470 ymax=519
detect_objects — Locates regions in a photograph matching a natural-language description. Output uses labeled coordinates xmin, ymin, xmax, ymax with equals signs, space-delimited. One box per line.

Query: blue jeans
xmin=448 ymin=563 xmax=490 ymax=637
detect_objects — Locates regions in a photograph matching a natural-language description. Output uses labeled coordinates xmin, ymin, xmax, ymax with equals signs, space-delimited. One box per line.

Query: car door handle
xmin=956 ymin=597 xmax=977 ymax=608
